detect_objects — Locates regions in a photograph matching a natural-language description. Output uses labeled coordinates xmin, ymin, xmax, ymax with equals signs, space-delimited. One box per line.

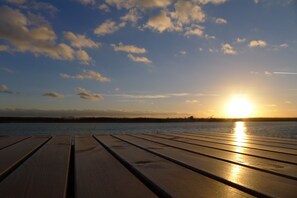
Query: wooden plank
xmin=96 ymin=135 xmax=252 ymax=198
xmin=116 ymin=134 xmax=297 ymax=198
xmin=135 ymin=134 xmax=297 ymax=180
xmin=0 ymin=136 xmax=71 ymax=198
xmin=75 ymin=136 xmax=156 ymax=198
xmin=0 ymin=136 xmax=30 ymax=150
xmin=186 ymin=133 xmax=297 ymax=150
xmin=0 ymin=136 xmax=50 ymax=180
xmin=156 ymin=134 xmax=297 ymax=165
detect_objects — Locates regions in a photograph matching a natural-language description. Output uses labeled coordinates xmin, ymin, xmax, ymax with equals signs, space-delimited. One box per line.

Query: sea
xmin=0 ymin=121 xmax=297 ymax=139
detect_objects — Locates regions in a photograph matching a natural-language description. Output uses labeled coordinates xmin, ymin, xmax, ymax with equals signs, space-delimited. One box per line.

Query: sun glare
xmin=227 ymin=96 xmax=253 ymax=118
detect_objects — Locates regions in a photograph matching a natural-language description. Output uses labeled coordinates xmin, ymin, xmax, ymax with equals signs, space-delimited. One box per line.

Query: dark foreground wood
xmin=0 ymin=133 xmax=296 ymax=198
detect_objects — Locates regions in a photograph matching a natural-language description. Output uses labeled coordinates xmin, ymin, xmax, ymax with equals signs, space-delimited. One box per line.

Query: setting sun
xmin=227 ymin=96 xmax=253 ymax=118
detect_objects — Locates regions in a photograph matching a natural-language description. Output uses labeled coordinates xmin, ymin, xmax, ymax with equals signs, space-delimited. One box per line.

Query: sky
xmin=0 ymin=0 xmax=297 ymax=118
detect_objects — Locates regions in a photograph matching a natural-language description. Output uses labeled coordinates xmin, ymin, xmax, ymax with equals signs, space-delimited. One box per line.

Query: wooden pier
xmin=0 ymin=133 xmax=297 ymax=197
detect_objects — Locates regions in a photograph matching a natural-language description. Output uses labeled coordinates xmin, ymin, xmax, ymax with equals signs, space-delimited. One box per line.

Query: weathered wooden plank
xmin=135 ymin=134 xmax=297 ymax=180
xmin=75 ymin=136 xmax=156 ymax=198
xmin=116 ymin=134 xmax=297 ymax=198
xmin=186 ymin=133 xmax=297 ymax=150
xmin=0 ymin=136 xmax=30 ymax=150
xmin=0 ymin=136 xmax=50 ymax=180
xmin=156 ymin=134 xmax=297 ymax=165
xmin=0 ymin=136 xmax=71 ymax=198
xmin=96 ymin=135 xmax=253 ymax=198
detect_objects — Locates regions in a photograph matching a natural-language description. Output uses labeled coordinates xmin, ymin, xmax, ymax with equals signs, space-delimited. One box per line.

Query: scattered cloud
xmin=215 ymin=18 xmax=227 ymax=24
xmin=264 ymin=71 xmax=272 ymax=76
xmin=63 ymin=32 xmax=100 ymax=48
xmin=6 ymin=0 xmax=26 ymax=4
xmin=221 ymin=43 xmax=237 ymax=54
xmin=120 ymin=8 xmax=141 ymax=25
xmin=43 ymin=92 xmax=64 ymax=99
xmin=186 ymin=99 xmax=199 ymax=104
xmin=60 ymin=70 xmax=111 ymax=82
xmin=145 ymin=10 xmax=175 ymax=32
xmin=111 ymin=42 xmax=146 ymax=54
xmin=0 ymin=84 xmax=14 ymax=94
xmin=0 ymin=67 xmax=14 ymax=73
xmin=76 ymin=87 xmax=103 ymax=101
xmin=285 ymin=101 xmax=292 ymax=104
xmin=128 ymin=54 xmax=152 ymax=63
xmin=0 ymin=45 xmax=9 ymax=52
xmin=184 ymin=26 xmax=204 ymax=37
xmin=254 ymin=0 xmax=260 ymax=4
xmin=105 ymin=0 xmax=172 ymax=10
xmin=111 ymin=94 xmax=168 ymax=99
xmin=273 ymin=72 xmax=297 ymax=75
xmin=198 ymin=0 xmax=227 ymax=5
xmin=279 ymin=43 xmax=289 ymax=48
xmin=248 ymin=40 xmax=267 ymax=48
xmin=0 ymin=6 xmax=88 ymax=63
xmin=94 ymin=19 xmax=124 ymax=36
xmin=78 ymin=0 xmax=96 ymax=6
xmin=179 ymin=50 xmax=187 ymax=55
xmin=98 ymin=3 xmax=111 ymax=12
xmin=236 ymin=37 xmax=246 ymax=43
xmin=75 ymin=49 xmax=92 ymax=64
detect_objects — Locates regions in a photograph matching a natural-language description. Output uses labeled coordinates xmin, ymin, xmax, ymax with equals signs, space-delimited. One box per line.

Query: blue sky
xmin=0 ymin=0 xmax=297 ymax=117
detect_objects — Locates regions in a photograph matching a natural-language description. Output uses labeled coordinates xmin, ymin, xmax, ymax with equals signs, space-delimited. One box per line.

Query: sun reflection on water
xmin=233 ymin=121 xmax=247 ymax=148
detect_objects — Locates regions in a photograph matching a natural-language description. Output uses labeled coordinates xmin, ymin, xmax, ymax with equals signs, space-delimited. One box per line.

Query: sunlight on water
xmin=233 ymin=121 xmax=247 ymax=148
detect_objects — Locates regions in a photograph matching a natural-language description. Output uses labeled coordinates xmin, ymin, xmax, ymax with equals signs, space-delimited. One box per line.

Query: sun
xmin=227 ymin=95 xmax=253 ymax=118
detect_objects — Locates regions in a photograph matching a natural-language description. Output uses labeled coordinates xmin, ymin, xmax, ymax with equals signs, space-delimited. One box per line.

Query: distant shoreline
xmin=1 ymin=117 xmax=297 ymax=123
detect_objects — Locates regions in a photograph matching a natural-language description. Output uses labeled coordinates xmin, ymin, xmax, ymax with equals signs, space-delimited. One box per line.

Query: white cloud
xmin=280 ymin=43 xmax=289 ymax=48
xmin=60 ymin=70 xmax=111 ymax=82
xmin=111 ymin=42 xmax=146 ymax=54
xmin=6 ymin=0 xmax=26 ymax=4
xmin=79 ymin=0 xmax=96 ymax=5
xmin=105 ymin=0 xmax=172 ymax=9
xmin=0 ymin=45 xmax=9 ymax=52
xmin=63 ymin=32 xmax=100 ymax=48
xmin=215 ymin=18 xmax=227 ymax=24
xmin=171 ymin=1 xmax=205 ymax=29
xmin=98 ymin=4 xmax=111 ymax=12
xmin=120 ymin=8 xmax=141 ymax=25
xmin=145 ymin=10 xmax=174 ymax=32
xmin=186 ymin=100 xmax=199 ymax=103
xmin=0 ymin=6 xmax=83 ymax=62
xmin=198 ymin=0 xmax=227 ymax=5
xmin=94 ymin=19 xmax=124 ymax=36
xmin=254 ymin=0 xmax=260 ymax=4
xmin=248 ymin=40 xmax=267 ymax=48
xmin=236 ymin=37 xmax=246 ymax=43
xmin=76 ymin=87 xmax=103 ymax=101
xmin=43 ymin=92 xmax=64 ymax=99
xmin=221 ymin=43 xmax=237 ymax=54
xmin=128 ymin=54 xmax=152 ymax=63
xmin=184 ymin=26 xmax=204 ymax=37
xmin=179 ymin=50 xmax=187 ymax=55
xmin=112 ymin=94 xmax=168 ymax=99
xmin=76 ymin=49 xmax=92 ymax=64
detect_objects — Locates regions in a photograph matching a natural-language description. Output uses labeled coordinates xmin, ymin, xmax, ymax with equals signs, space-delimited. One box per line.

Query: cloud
xmin=248 ymin=40 xmax=267 ymax=48
xmin=60 ymin=70 xmax=111 ymax=82
xmin=0 ymin=45 xmax=9 ymax=52
xmin=215 ymin=18 xmax=227 ymax=24
xmin=6 ymin=0 xmax=26 ymax=4
xmin=75 ymin=49 xmax=92 ymax=64
xmin=179 ymin=50 xmax=186 ymax=55
xmin=127 ymin=54 xmax=152 ymax=63
xmin=273 ymin=72 xmax=297 ymax=75
xmin=0 ymin=67 xmax=14 ymax=73
xmin=0 ymin=84 xmax=14 ymax=94
xmin=186 ymin=100 xmax=199 ymax=103
xmin=279 ymin=43 xmax=289 ymax=48
xmin=198 ymin=0 xmax=227 ymax=5
xmin=94 ymin=19 xmax=124 ymax=36
xmin=79 ymin=0 xmax=96 ymax=5
xmin=254 ymin=0 xmax=260 ymax=4
xmin=221 ymin=43 xmax=237 ymax=54
xmin=171 ymin=1 xmax=205 ymax=29
xmin=105 ymin=0 xmax=172 ymax=10
xmin=111 ymin=94 xmax=168 ymax=99
xmin=145 ymin=10 xmax=175 ymax=32
xmin=111 ymin=42 xmax=146 ymax=54
xmin=43 ymin=92 xmax=64 ymax=99
xmin=120 ymin=8 xmax=141 ymax=25
xmin=236 ymin=37 xmax=246 ymax=43
xmin=0 ymin=6 xmax=87 ymax=63
xmin=76 ymin=87 xmax=103 ymax=101
xmin=184 ymin=26 xmax=204 ymax=37
xmin=98 ymin=3 xmax=111 ymax=12
xmin=63 ymin=32 xmax=100 ymax=48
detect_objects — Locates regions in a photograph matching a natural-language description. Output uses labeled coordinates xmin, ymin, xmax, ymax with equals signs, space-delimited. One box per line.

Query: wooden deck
xmin=0 ymin=133 xmax=297 ymax=197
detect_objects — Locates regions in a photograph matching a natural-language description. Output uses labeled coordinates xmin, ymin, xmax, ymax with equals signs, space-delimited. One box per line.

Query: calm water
xmin=0 ymin=121 xmax=297 ymax=139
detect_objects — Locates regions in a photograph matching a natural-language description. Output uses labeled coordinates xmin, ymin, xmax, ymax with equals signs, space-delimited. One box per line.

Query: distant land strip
xmin=0 ymin=117 xmax=297 ymax=123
